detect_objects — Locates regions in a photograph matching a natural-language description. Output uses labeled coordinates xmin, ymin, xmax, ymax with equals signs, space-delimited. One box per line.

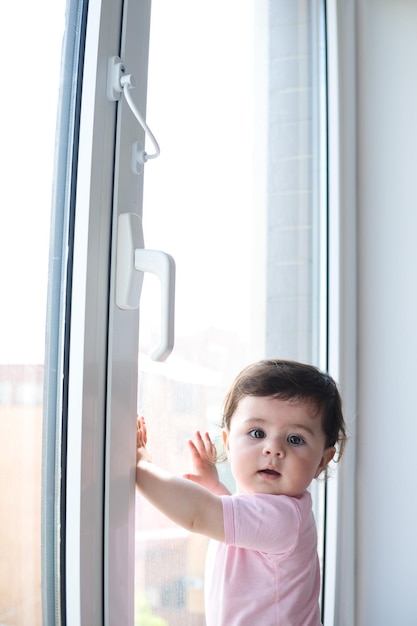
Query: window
xmin=0 ymin=1 xmax=330 ymax=624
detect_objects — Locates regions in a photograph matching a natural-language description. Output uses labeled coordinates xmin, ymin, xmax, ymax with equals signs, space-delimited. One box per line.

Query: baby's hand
xmin=183 ymin=431 xmax=221 ymax=493
xmin=136 ymin=415 xmax=152 ymax=463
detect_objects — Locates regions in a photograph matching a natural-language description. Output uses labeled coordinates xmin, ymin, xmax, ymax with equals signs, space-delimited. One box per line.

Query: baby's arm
xmin=136 ymin=417 xmax=225 ymax=541
xmin=183 ymin=431 xmax=231 ymax=496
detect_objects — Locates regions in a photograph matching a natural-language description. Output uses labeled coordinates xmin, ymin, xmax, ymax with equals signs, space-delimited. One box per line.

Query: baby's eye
xmin=287 ymin=434 xmax=305 ymax=446
xmin=249 ymin=428 xmax=266 ymax=439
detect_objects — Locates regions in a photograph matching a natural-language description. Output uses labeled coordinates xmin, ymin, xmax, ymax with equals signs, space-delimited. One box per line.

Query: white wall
xmin=356 ymin=1 xmax=417 ymax=624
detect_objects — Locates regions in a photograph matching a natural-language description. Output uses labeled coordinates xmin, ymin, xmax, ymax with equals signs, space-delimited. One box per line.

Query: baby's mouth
xmin=259 ymin=468 xmax=281 ymax=477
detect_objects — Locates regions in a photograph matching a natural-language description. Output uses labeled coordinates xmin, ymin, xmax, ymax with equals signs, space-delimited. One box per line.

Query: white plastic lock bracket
xmin=115 ymin=213 xmax=175 ymax=361
xmin=107 ymin=56 xmax=126 ymax=101
xmin=132 ymin=141 xmax=145 ymax=175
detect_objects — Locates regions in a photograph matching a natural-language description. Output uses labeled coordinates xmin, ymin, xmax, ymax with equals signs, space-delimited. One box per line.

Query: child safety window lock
xmin=107 ymin=55 xmax=160 ymax=167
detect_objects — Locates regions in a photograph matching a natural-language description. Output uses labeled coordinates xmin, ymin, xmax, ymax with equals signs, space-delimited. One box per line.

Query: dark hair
xmin=222 ymin=359 xmax=347 ymax=460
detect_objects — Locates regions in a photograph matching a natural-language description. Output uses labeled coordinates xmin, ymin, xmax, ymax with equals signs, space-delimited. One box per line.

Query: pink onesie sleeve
xmin=221 ymin=492 xmax=302 ymax=555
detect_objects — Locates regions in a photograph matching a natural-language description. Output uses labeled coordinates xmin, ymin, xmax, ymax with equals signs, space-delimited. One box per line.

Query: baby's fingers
xmin=186 ymin=438 xmax=201 ymax=462
xmin=136 ymin=415 xmax=147 ymax=447
xmin=183 ymin=472 xmax=202 ymax=485
xmin=193 ymin=431 xmax=217 ymax=463
xmin=140 ymin=416 xmax=147 ymax=443
xmin=198 ymin=431 xmax=217 ymax=462
xmin=202 ymin=432 xmax=217 ymax=462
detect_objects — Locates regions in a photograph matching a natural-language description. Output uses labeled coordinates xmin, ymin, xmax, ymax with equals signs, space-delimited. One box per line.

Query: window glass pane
xmin=135 ymin=1 xmax=327 ymax=624
xmin=0 ymin=1 xmax=65 ymax=623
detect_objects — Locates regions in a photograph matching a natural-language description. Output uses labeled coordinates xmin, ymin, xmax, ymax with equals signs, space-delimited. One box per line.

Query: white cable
xmin=121 ymin=74 xmax=160 ymax=162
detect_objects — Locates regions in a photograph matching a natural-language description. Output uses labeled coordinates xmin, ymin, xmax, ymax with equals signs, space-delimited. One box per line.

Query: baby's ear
xmin=222 ymin=429 xmax=230 ymax=456
xmin=314 ymin=446 xmax=336 ymax=478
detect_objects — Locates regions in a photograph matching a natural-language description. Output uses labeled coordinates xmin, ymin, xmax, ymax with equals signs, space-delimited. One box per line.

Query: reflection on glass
xmin=135 ymin=1 xmax=327 ymax=624
xmin=0 ymin=1 xmax=65 ymax=624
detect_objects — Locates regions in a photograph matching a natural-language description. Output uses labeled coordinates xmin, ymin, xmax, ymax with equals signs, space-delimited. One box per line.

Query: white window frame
xmin=64 ymin=0 xmax=151 ymax=624
xmin=323 ymin=2 xmax=357 ymax=625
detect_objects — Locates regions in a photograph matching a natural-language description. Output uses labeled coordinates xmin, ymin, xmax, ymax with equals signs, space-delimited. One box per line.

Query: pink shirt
xmin=204 ymin=491 xmax=322 ymax=626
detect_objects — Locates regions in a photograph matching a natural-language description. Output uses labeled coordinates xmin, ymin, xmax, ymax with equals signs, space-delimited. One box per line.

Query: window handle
xmin=116 ymin=213 xmax=175 ymax=361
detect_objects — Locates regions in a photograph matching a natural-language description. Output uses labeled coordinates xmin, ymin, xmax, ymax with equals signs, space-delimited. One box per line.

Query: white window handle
xmin=116 ymin=213 xmax=175 ymax=361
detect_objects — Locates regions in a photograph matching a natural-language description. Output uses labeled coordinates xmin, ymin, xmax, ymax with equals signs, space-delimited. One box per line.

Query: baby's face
xmin=222 ymin=395 xmax=335 ymax=497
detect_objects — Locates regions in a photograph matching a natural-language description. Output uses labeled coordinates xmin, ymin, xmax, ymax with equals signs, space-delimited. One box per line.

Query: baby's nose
xmin=263 ymin=439 xmax=284 ymax=457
